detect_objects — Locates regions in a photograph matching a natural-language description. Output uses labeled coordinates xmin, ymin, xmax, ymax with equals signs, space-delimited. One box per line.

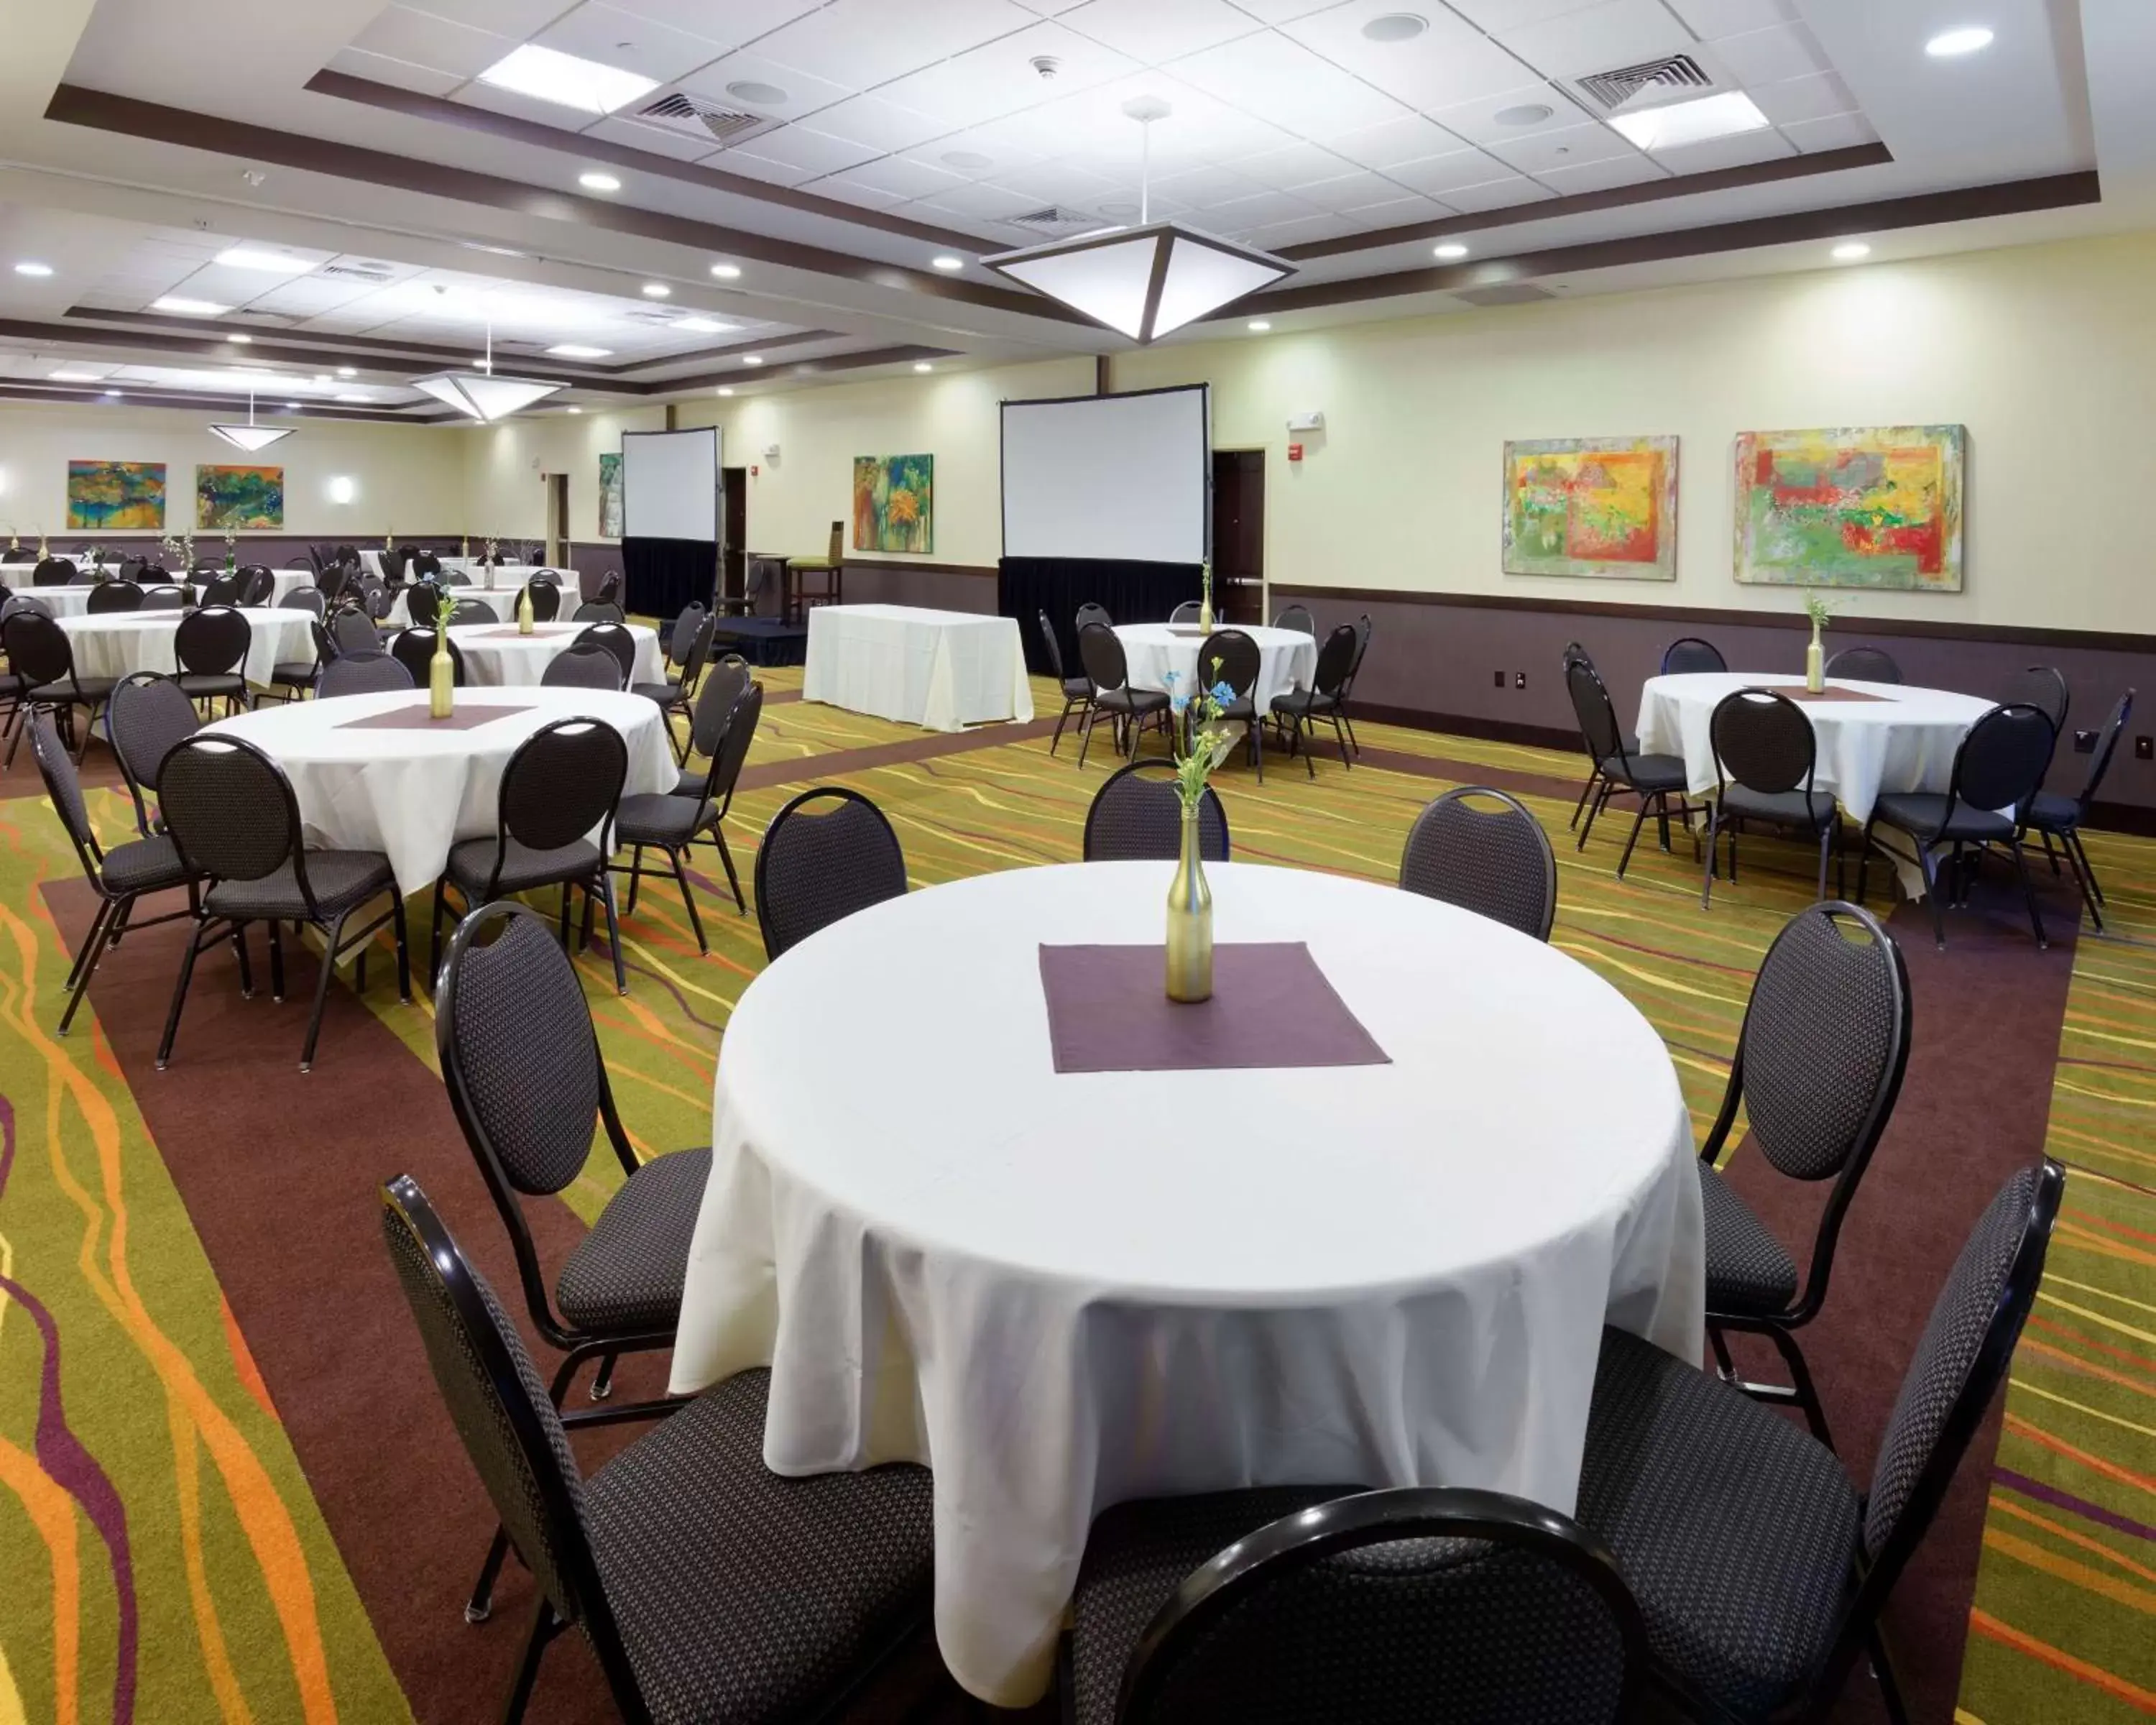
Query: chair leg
xmin=499 ymin=1601 xmax=562 ymax=1725
xmin=232 ymin=922 xmax=254 ymax=998
xmin=1699 ymin=806 xmax=1719 ymax=908
xmin=590 ymin=1352 xmax=617 ymax=1402
xmin=1815 ymin=824 xmax=1832 ymax=903
xmin=2005 ymin=838 xmax=2047 ymax=950
xmin=2037 ymin=827 xmax=2062 ymax=875
xmin=1577 ymin=781 xmax=1613 ymax=852
xmin=1570 ymin=767 xmax=1600 ymax=830
xmin=267 ymin=918 xmax=285 ymax=1002
xmin=155 ymin=919 xmax=209 ymax=1070
xmin=1616 ymin=795 xmax=1652 ymax=879
xmin=597 ymin=873 xmax=627 ymax=994
xmin=1919 ymin=839 xmax=1947 ymax=949
xmin=58 ymin=898 xmax=116 ymax=1034
xmin=1330 ymin=709 xmax=1350 ymax=770
xmin=2056 ymin=828 xmax=2103 ymax=934
xmin=1076 ymin=704 xmax=1096 ymax=769
xmin=2072 ymin=829 xmax=2106 ymax=906
xmin=1855 ymin=814 xmax=1876 ymax=906
xmin=63 ymin=896 xmax=113 ymax=994
xmin=623 ymin=844 xmax=643 ymax=915
xmin=667 ymin=847 xmax=707 ymax=954
xmin=392 ymin=895 xmax=413 ymax=1003
xmin=711 ymin=826 xmax=745 ymax=913
xmin=429 ymin=880 xmax=451 ymax=986
xmin=1764 ymin=1324 xmax=1837 ymax=1453
xmin=299 ymin=910 xmax=349 ymax=1072
xmin=1865 ymin=1619 xmax=1913 ymax=1725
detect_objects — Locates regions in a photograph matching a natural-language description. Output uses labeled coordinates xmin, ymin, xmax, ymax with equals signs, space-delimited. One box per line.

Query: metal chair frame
xmin=1702 ymin=688 xmax=1843 ymax=908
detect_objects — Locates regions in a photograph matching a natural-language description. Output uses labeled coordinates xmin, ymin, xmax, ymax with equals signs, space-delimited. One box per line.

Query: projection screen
xmin=622 ymin=426 xmax=720 ymax=541
xmin=1001 ymin=385 xmax=1209 ymax=564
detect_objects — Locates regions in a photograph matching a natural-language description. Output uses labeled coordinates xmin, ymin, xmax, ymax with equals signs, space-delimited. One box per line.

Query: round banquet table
xmin=200 ymin=685 xmax=676 ymax=896
xmin=1114 ymin=621 xmax=1316 ymax=710
xmin=386 ymin=584 xmax=558 ymax=628
xmin=669 ymin=860 xmax=1703 ymax=1706
xmin=57 ymin=607 xmax=316 ymax=688
xmin=446 ymin=620 xmax=660 ymax=687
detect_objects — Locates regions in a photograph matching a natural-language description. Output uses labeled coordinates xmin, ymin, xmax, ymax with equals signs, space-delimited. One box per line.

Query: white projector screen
xmin=1002 ymin=386 xmax=1208 ymax=563
xmin=622 ymin=426 xmax=721 ymax=541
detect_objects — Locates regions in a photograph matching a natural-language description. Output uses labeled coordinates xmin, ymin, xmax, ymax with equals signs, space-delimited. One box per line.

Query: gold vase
xmin=429 ymin=634 xmax=455 ymax=719
xmin=516 ymin=584 xmax=535 ymax=635
xmin=1165 ymin=801 xmax=1214 ymax=1003
xmin=1805 ymin=622 xmax=1824 ymax=692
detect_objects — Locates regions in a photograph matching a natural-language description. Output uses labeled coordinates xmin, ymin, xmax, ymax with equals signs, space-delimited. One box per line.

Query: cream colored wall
xmin=0 ymin=401 xmax=469 ymax=539
xmin=461 ymin=402 xmax=668 ymax=545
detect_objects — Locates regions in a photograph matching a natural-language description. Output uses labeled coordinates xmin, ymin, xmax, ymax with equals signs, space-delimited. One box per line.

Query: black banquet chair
xmin=1038 ymin=607 xmax=1095 ymax=758
xmin=429 ymin=717 xmax=630 ymax=993
xmin=1822 ymin=645 xmax=1902 ymax=684
xmin=2019 ymin=686 xmax=2133 ymax=930
xmin=1168 ymin=599 xmax=1202 ymax=624
xmin=1064 ymin=1485 xmax=1646 ymax=1725
xmin=173 ymin=604 xmax=252 ymax=715
xmin=1083 ymin=760 xmax=1229 ymax=863
xmin=379 ymin=1173 xmax=934 ymax=1725
xmin=1269 ymin=623 xmax=1358 ymax=778
xmin=573 ymin=620 xmax=639 ymax=689
xmin=1198 ymin=627 xmax=1265 ymax=777
xmin=107 ymin=671 xmax=200 ymax=837
xmin=155 ymin=735 xmax=410 ymax=1071
xmin=1074 ymin=601 xmax=1112 ymax=636
xmin=1857 ymin=702 xmax=2055 ymax=949
xmin=1660 ymin=636 xmax=1727 ymax=675
xmin=540 ymin=645 xmax=621 ymax=691
xmin=1694 ymin=900 xmax=1911 ymax=1449
xmin=329 ymin=605 xmax=382 ymax=658
xmin=1076 ymin=622 xmax=1171 ymax=768
xmin=522 ymin=579 xmax=561 ymax=623
xmin=574 ymin=599 xmax=626 ymax=625
xmin=1271 ymin=601 xmax=1314 ymax=636
xmin=1566 ymin=657 xmax=1696 ymax=879
xmin=1399 ymin=786 xmax=1557 ymax=941
xmin=391 ymin=625 xmax=466 ymax=689
xmin=2003 ymin=663 xmax=2069 ymax=737
xmin=317 ymin=653 xmax=413 ymax=699
xmin=1574 ymin=1159 xmax=2063 ymax=1725
xmin=86 ymin=579 xmax=144 ymax=614
xmin=754 ymin=787 xmax=907 ymax=962
xmin=614 ymin=679 xmax=763 ymax=952
xmin=5 ymin=608 xmax=118 ymax=766
xmin=1702 ymin=688 xmax=1842 ymax=907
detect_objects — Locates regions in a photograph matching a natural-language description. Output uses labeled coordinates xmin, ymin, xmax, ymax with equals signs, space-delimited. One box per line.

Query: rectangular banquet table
xmin=801 ymin=604 xmax=1033 ymax=732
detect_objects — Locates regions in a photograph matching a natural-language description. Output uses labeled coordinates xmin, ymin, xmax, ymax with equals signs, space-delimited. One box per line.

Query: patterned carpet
xmin=0 ymin=664 xmax=2147 ymax=1723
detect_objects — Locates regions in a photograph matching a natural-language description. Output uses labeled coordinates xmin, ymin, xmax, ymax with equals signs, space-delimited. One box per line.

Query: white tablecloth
xmin=670 ymin=861 xmax=1703 ymax=1706
xmin=14 ymin=569 xmax=312 ymax=613
xmin=58 ymin=609 xmax=316 ymax=687
xmin=801 ymin=604 xmax=1033 ymax=732
xmin=448 ymin=620 xmax=660 ymax=688
xmin=201 ymin=686 xmax=674 ymax=896
xmin=1115 ymin=622 xmax=1317 ymax=709
xmin=387 ymin=584 xmax=564 ymax=628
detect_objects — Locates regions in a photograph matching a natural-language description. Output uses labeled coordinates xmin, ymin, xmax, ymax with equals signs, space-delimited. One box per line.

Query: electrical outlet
xmin=1514 ymin=671 xmax=1526 ymax=689
xmin=2074 ymin=729 xmax=2097 ymax=753
xmin=1493 ymin=670 xmax=1505 ymax=689
xmin=2137 ymin=735 xmax=2154 ymax=761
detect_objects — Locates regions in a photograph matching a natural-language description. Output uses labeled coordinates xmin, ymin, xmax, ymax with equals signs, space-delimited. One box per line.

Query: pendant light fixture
xmin=982 ymin=97 xmax=1294 ymax=344
xmin=208 ymin=389 xmax=294 ymax=453
xmin=412 ymin=305 xmax=563 ymax=421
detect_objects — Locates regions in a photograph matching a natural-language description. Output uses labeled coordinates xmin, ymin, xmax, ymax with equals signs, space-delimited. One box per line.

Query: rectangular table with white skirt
xmin=801 ymin=604 xmax=1033 ymax=733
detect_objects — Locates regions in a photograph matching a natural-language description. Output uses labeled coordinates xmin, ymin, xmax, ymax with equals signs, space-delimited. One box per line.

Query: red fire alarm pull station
xmin=750 ymin=464 xmax=760 ymax=477
xmin=1287 ymin=443 xmax=1304 ymax=462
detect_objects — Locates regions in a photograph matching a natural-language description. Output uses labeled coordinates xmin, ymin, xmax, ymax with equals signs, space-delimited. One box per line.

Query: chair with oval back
xmin=1076 ymin=622 xmax=1171 ymax=768
xmin=540 ymin=645 xmax=622 ymax=691
xmin=318 ymin=652 xmax=414 ymax=699
xmin=524 ymin=579 xmax=561 ymax=623
xmin=141 ymin=584 xmax=188 ymax=610
xmin=1268 ymin=623 xmax=1359 ymax=778
xmin=329 ymin=604 xmax=383 ymax=658
xmin=1082 ymin=760 xmax=1228 ymax=863
xmin=1169 ymin=599 xmax=1202 ymax=625
xmin=1271 ymin=602 xmax=1315 ymax=636
xmin=391 ymin=626 xmax=466 ymax=689
xmin=172 ymin=605 xmax=252 ymax=715
xmin=4 ymin=607 xmax=119 ymax=765
xmin=1660 ymin=637 xmax=1727 ymax=675
xmin=238 ymin=565 xmax=276 ymax=606
xmin=573 ymin=622 xmax=637 ymax=689
xmin=405 ymin=581 xmax=444 ymax=627
xmin=2017 ymin=686 xmax=2134 ymax=930
xmin=1197 ymin=627 xmax=1266 ymax=778
xmin=198 ymin=571 xmax=243 ymax=608
xmin=615 ymin=680 xmax=765 ymax=951
xmin=752 ymin=786 xmax=908 ymax=962
xmin=1703 ymin=688 xmax=1842 ymax=907
xmin=574 ymin=600 xmax=625 ymax=625
xmin=107 ymin=671 xmax=201 ymax=837
xmin=1038 ymin=609 xmax=1094 ymax=757
xmin=1399 ymin=786 xmax=1557 ymax=941
xmin=2001 ymin=664 xmax=2068 ymax=737
xmin=87 ymin=579 xmax=144 ymax=614
xmin=1823 ymin=645 xmax=1902 ymax=684
xmin=1563 ymin=657 xmax=1697 ymax=878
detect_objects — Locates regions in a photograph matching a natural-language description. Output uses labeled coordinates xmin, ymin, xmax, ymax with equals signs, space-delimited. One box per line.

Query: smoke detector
xmin=1030 ymin=54 xmax=1061 ymax=79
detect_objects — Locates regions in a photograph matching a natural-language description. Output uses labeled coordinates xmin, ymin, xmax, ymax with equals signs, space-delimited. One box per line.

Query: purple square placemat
xmin=335 ymin=702 xmax=533 ymax=732
xmin=1038 ymin=942 xmax=1390 ymax=1074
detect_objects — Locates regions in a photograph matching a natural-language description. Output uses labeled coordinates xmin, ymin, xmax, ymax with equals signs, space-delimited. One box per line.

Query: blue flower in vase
xmin=1209 ymin=681 xmax=1235 ymax=707
xmin=1171 ymin=693 xmax=1189 ymax=715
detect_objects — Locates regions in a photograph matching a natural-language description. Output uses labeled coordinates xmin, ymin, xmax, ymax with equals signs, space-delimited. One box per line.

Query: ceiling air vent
xmin=318 ymin=261 xmax=397 ymax=282
xmin=1453 ymin=282 xmax=1557 ymax=308
xmin=636 ymin=92 xmax=777 ymax=147
xmin=1008 ymin=206 xmax=1105 ymax=235
xmin=1575 ymin=52 xmax=1713 ymax=111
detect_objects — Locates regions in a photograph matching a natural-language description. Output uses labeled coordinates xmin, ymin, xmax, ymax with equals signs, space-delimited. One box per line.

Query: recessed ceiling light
xmin=1608 ymin=91 xmax=1771 ymax=152
xmin=941 ymin=150 xmax=994 ymax=170
xmin=1925 ymin=26 xmax=1994 ymax=56
xmin=913 ymin=361 xmax=934 ymax=372
xmin=741 ymin=354 xmax=764 ymax=366
xmin=227 ymin=334 xmax=253 ymax=344
xmin=285 ymin=400 xmax=302 ymax=410
xmin=461 ymin=242 xmax=530 ymax=259
xmin=716 ymin=386 xmax=734 ymax=396
xmin=566 ymin=405 xmax=583 ymax=414
xmin=931 ymin=256 xmax=965 ymax=270
xmin=49 ymin=369 xmax=100 ymax=382
xmin=1832 ymin=241 xmax=1872 ymax=260
xmin=1361 ymin=12 xmax=1427 ymax=41
xmin=1494 ymin=103 xmax=1554 ymax=127
xmin=14 ymin=261 xmax=55 ymax=277
xmin=479 ymin=44 xmax=658 ymax=115
xmin=548 ymin=344 xmax=612 ymax=358
xmin=1433 ymin=242 xmax=1469 ymax=260
xmin=337 ymin=365 xmax=356 ymax=377
xmin=710 ymin=262 xmax=741 ymax=279
xmin=579 ymin=171 xmax=623 ymax=193
xmin=1247 ymin=320 xmax=1271 ymax=331
xmin=641 ymin=282 xmax=671 ymax=297
xmin=335 ymin=392 xmax=370 ymax=402
xmin=102 ymin=390 xmax=121 ymax=398
xmin=214 ymin=246 xmax=312 ymax=274
xmin=153 ymin=295 xmax=229 ymax=316
xmin=727 ymin=80 xmax=789 ymax=105
xmin=675 ymin=316 xmax=730 ymax=334
xmin=313 ymin=374 xmax=333 ymax=386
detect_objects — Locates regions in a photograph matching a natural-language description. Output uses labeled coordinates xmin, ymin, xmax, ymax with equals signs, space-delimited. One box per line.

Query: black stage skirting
xmin=710 ymin=615 xmax=808 ymax=667
xmin=624 ymin=537 xmax=717 ymax=619
xmin=1000 ymin=556 xmax=1203 ymax=676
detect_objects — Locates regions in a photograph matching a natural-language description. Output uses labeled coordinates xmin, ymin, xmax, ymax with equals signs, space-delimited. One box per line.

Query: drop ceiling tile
xmin=1325 ymin=113 xmax=1468 ymax=170
xmin=1237 ymin=141 xmax=1364 ymax=190
xmin=1480 ymin=120 xmax=1640 ymax=173
xmin=826 ymin=155 xmax=972 ymax=198
xmin=1169 ymin=32 xmax=1411 ymax=141
xmin=1442 ymin=0 xmax=1613 ymax=28
xmin=1746 ymin=70 xmax=1856 ymax=125
xmin=602 ymin=0 xmax=826 ymax=50
xmin=1279 ymin=3 xmax=1541 ymax=111
xmin=1708 ymin=22 xmax=1826 ymax=83
xmin=1494 ymin=0 xmax=1695 ymax=81
xmin=1205 ymin=191 xmax=1318 ymax=236
xmin=1336 ymin=192 xmax=1451 ymax=227
xmin=874 ymin=21 xmax=1140 ymax=132
xmin=1291 ymin=168 xmax=1427 ymax=212
xmin=402 ymin=0 xmax=576 ymax=36
xmin=717 ymin=149 xmax=834 ymax=188
xmin=806 ymin=172 xmax=911 ymax=209
xmin=1427 ymin=84 xmax=1592 ymax=145
xmin=1148 ymin=162 xmax=1269 ymax=204
xmin=676 ymin=51 xmax=854 ymax=117
xmin=535 ymin=2 xmax=729 ymax=84
xmin=980 ymin=161 xmax=1124 ymax=203
xmin=582 ymin=113 xmax=729 ymax=158
xmin=1056 ymin=0 xmax=1261 ymax=63
xmin=722 ymin=124 xmax=880 ymax=175
xmin=913 ymin=180 xmax=1051 ymax=220
xmin=1238 ymin=210 xmax=1365 ymax=248
xmin=352 ymin=5 xmax=517 ymax=78
xmin=1530 ymin=151 xmax=1667 ymax=193
xmin=748 ymin=0 xmax=1038 ymax=91
xmin=1777 ymin=111 xmax=1878 ymax=152
xmin=1438 ymin=173 xmax=1557 ymax=211
xmin=1381 ymin=146 xmax=1516 ymax=196
xmin=803 ymin=94 xmax=949 ymax=151
xmin=453 ymin=79 xmax=598 ymax=129
xmin=1224 ymin=0 xmax=1355 ymax=19
xmin=324 ymin=47 xmax=467 ymax=97
xmin=1646 ymin=126 xmax=1795 ymax=173
xmin=1663 ymin=0 xmax=1795 ymax=37
xmin=1010 ymin=0 xmax=1091 ymax=12
xmin=898 ymin=134 xmax=1047 ymax=180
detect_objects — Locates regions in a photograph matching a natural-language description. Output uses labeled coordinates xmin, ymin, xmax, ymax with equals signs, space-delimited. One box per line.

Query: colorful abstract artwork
xmin=65 ymin=460 xmax=167 ymax=530
xmin=852 ymin=454 xmax=933 ymax=554
xmin=195 ymin=464 xmax=285 ymax=530
xmin=1734 ymin=426 xmax=1966 ymax=590
xmin=1503 ymin=436 xmax=1677 ymax=580
xmin=598 ymin=452 xmax=624 ymax=539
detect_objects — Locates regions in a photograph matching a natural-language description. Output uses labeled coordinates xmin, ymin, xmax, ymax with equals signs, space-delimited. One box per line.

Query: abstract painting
xmin=195 ymin=464 xmax=285 ymax=530
xmin=66 ymin=460 xmax=167 ymax=530
xmin=852 ymin=454 xmax=933 ymax=554
xmin=1734 ymin=426 xmax=1966 ymax=590
xmin=1503 ymin=436 xmax=1677 ymax=580
xmin=598 ymin=452 xmax=624 ymax=539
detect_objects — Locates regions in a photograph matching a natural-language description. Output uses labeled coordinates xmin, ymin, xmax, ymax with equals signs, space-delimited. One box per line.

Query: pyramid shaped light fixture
xmin=982 ymin=97 xmax=1294 ymax=344
xmin=410 ymin=307 xmax=563 ymax=421
xmin=208 ymin=389 xmax=294 ymax=453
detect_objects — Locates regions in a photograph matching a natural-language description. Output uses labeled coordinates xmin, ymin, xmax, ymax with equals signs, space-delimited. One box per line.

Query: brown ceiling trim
xmin=0 ymin=382 xmax=456 ymax=423
xmin=717 ymin=345 xmax=954 ymax=390
xmin=55 ymin=307 xmax=844 ymax=379
xmin=43 ymin=85 xmax=1087 ymax=328
xmin=1225 ymin=170 xmax=2102 ymax=319
xmin=1281 ymin=143 xmax=1896 ymax=262
xmin=308 ymin=70 xmax=992 ymax=257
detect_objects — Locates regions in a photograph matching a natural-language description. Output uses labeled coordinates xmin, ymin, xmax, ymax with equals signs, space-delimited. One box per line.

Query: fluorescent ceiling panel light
xmin=710 ymin=263 xmax=741 ymax=279
xmin=337 ymin=366 xmax=356 ymax=377
xmin=153 ymin=295 xmax=229 ymax=316
xmin=479 ymin=44 xmax=658 ymax=115
xmin=411 ymin=372 xmax=564 ymax=421
xmin=716 ymin=387 xmax=734 ymax=396
xmin=1832 ymin=241 xmax=1871 ymax=259
xmin=1434 ymin=242 xmax=1469 ymax=260
xmin=674 ymin=317 xmax=730 ymax=334
xmin=579 ymin=172 xmax=622 ymax=191
xmin=546 ymin=344 xmax=611 ymax=358
xmin=931 ymin=256 xmax=964 ymax=270
xmin=741 ymin=354 xmax=764 ymax=365
xmin=1608 ymin=91 xmax=1771 ymax=152
xmin=1925 ymin=27 xmax=1994 ymax=56
xmin=566 ymin=405 xmax=583 ymax=414
xmin=13 ymin=261 xmax=53 ymax=277
xmin=226 ymin=334 xmax=253 ymax=344
xmin=103 ymin=390 xmax=121 ymax=398
xmin=988 ymin=223 xmax=1294 ymax=344
xmin=1247 ymin=320 xmax=1271 ymax=331
xmin=913 ymin=362 xmax=934 ymax=372
xmin=214 ymin=247 xmax=312 ymax=274
xmin=641 ymin=282 xmax=671 ymax=298
xmin=335 ymin=393 xmax=371 ymax=402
